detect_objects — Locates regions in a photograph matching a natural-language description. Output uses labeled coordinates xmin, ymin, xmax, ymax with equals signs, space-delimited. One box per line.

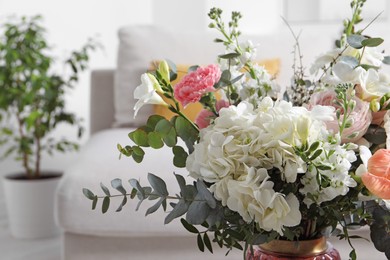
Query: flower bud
xmin=370 ymin=100 xmax=380 ymax=112
xmin=147 ymin=73 xmax=163 ymax=93
xmin=158 ymin=60 xmax=170 ymax=84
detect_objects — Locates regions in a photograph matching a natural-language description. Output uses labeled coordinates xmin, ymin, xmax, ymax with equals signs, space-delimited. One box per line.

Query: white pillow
xmin=113 ymin=25 xmax=222 ymax=127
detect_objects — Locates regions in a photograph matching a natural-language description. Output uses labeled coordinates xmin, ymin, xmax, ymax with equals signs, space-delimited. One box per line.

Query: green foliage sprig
xmin=0 ymin=15 xmax=98 ymax=178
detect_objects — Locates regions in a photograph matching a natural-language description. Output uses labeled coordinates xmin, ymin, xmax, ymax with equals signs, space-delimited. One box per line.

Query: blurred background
xmin=0 ymin=0 xmax=389 ymax=243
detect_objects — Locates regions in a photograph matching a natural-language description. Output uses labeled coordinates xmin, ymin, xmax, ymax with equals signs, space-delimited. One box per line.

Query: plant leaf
xmin=347 ymin=34 xmax=366 ymax=49
xmin=180 ymin=218 xmax=199 ymax=233
xmin=82 ymin=188 xmax=95 ymax=200
xmin=197 ymin=233 xmax=205 ymax=252
xmin=196 ymin=180 xmax=216 ymax=208
xmin=111 ymin=178 xmax=127 ymax=194
xmin=129 ymin=179 xmax=145 ymax=200
xmin=148 ymin=132 xmax=164 ymax=149
xmin=92 ymin=196 xmax=98 ymax=210
xmin=203 ymin=233 xmax=213 ymax=253
xmin=116 ymin=195 xmax=128 ymax=212
xmin=146 ymin=197 xmax=164 ymax=216
xmin=148 ymin=173 xmax=168 ymax=196
xmin=362 ymin=37 xmax=384 ymax=47
xmin=100 ymin=182 xmax=111 ymax=196
xmin=218 ymin=52 xmax=241 ymax=59
xmin=102 ymin=196 xmax=110 ymax=214
xmin=165 ymin=199 xmax=188 ymax=224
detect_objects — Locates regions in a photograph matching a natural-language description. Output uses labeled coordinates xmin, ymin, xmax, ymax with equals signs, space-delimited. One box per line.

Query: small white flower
xmin=133 ymin=73 xmax=166 ymax=117
xmin=357 ymin=69 xmax=390 ymax=101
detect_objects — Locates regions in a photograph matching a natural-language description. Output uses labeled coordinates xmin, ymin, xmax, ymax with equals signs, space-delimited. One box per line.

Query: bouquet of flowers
xmin=84 ymin=1 xmax=390 ymax=259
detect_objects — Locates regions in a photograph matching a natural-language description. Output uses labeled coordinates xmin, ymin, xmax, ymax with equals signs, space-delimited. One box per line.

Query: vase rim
xmin=259 ymin=236 xmax=329 ymax=257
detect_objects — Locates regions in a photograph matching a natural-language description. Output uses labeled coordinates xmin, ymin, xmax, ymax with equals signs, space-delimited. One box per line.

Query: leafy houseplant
xmin=0 ymin=15 xmax=96 ymax=238
xmin=0 ymin=15 xmax=96 ymax=179
xmin=84 ymin=1 xmax=390 ymax=259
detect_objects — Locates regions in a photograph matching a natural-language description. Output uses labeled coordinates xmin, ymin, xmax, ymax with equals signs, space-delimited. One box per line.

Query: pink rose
xmin=362 ymin=149 xmax=390 ymax=199
xmin=308 ymin=90 xmax=372 ymax=143
xmin=195 ymin=100 xmax=230 ymax=129
xmin=174 ymin=64 xmax=221 ymax=107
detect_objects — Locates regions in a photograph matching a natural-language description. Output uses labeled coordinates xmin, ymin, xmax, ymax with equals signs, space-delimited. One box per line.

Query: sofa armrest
xmin=90 ymin=69 xmax=115 ymax=135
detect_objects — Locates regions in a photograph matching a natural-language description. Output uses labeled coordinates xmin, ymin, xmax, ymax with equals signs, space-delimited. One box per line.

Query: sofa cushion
xmin=56 ymin=128 xmax=191 ymax=237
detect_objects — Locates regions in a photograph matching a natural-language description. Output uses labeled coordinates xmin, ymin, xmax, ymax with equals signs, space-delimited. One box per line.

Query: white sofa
xmin=55 ymin=25 xmax=387 ymax=260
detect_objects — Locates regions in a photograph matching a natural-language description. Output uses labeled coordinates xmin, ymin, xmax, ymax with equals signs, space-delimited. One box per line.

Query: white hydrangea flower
xmin=212 ymin=166 xmax=301 ymax=235
xmin=187 ymin=97 xmax=348 ymax=233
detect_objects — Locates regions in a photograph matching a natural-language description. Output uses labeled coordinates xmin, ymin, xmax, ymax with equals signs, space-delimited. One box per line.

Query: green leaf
xmin=163 ymin=127 xmax=177 ymax=147
xmin=349 ymin=249 xmax=357 ymax=260
xmin=172 ymin=146 xmax=188 ymax=168
xmin=92 ymin=196 xmax=98 ymax=210
xmin=188 ymin=65 xmax=199 ymax=72
xmin=116 ymin=195 xmax=128 ymax=212
xmin=165 ymin=199 xmax=188 ymax=224
xmin=347 ymin=34 xmax=366 ymax=49
xmin=102 ymin=196 xmax=110 ymax=214
xmin=217 ymin=70 xmax=232 ymax=86
xmin=203 ymin=233 xmax=213 ymax=253
xmin=155 ymin=118 xmax=172 ymax=135
xmin=100 ymin=182 xmax=111 ymax=196
xmin=129 ymin=129 xmax=149 ymax=147
xmin=308 ymin=141 xmax=320 ymax=153
xmin=310 ymin=149 xmax=323 ymax=161
xmin=197 ymin=233 xmax=205 ymax=252
xmin=146 ymin=197 xmax=164 ymax=216
xmin=148 ymin=132 xmax=164 ymax=149
xmin=196 ymin=180 xmax=216 ymax=208
xmin=132 ymin=146 xmax=145 ymax=163
xmin=180 ymin=218 xmax=199 ymax=233
xmin=148 ymin=173 xmax=168 ymax=196
xmin=82 ymin=188 xmax=95 ymax=200
xmin=383 ymin=56 xmax=390 ymax=65
xmin=129 ymin=179 xmax=145 ymax=200
xmin=175 ymin=174 xmax=187 ymax=194
xmin=186 ymin=200 xmax=210 ymax=225
xmin=218 ymin=52 xmax=241 ymax=59
xmin=362 ymin=37 xmax=384 ymax=47
xmin=229 ymin=73 xmax=244 ymax=85
xmin=175 ymin=117 xmax=198 ymax=146
xmin=147 ymin=115 xmax=165 ymax=129
xmin=111 ymin=178 xmax=127 ymax=194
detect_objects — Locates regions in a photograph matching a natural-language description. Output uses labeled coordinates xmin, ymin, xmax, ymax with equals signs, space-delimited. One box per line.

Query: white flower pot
xmin=2 ymin=172 xmax=62 ymax=239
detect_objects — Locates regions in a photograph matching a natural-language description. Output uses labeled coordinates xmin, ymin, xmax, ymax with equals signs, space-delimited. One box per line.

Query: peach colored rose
xmin=174 ymin=64 xmax=221 ymax=107
xmin=195 ymin=100 xmax=229 ymax=129
xmin=308 ymin=90 xmax=372 ymax=143
xmin=361 ymin=149 xmax=390 ymax=199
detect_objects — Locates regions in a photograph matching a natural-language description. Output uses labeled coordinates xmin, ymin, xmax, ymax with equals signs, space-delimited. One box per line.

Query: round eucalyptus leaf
xmin=347 ymin=34 xmax=366 ymax=49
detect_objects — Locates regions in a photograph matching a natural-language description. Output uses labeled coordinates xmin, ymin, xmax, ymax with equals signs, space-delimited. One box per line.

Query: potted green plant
xmin=0 ymin=15 xmax=96 ymax=238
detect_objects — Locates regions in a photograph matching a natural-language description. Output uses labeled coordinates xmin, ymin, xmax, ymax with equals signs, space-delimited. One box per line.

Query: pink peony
xmin=174 ymin=64 xmax=222 ymax=107
xmin=308 ymin=90 xmax=372 ymax=143
xmin=195 ymin=100 xmax=230 ymax=129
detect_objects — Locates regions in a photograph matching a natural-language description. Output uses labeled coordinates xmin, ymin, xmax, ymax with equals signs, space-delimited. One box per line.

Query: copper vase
xmin=246 ymin=237 xmax=341 ymax=260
